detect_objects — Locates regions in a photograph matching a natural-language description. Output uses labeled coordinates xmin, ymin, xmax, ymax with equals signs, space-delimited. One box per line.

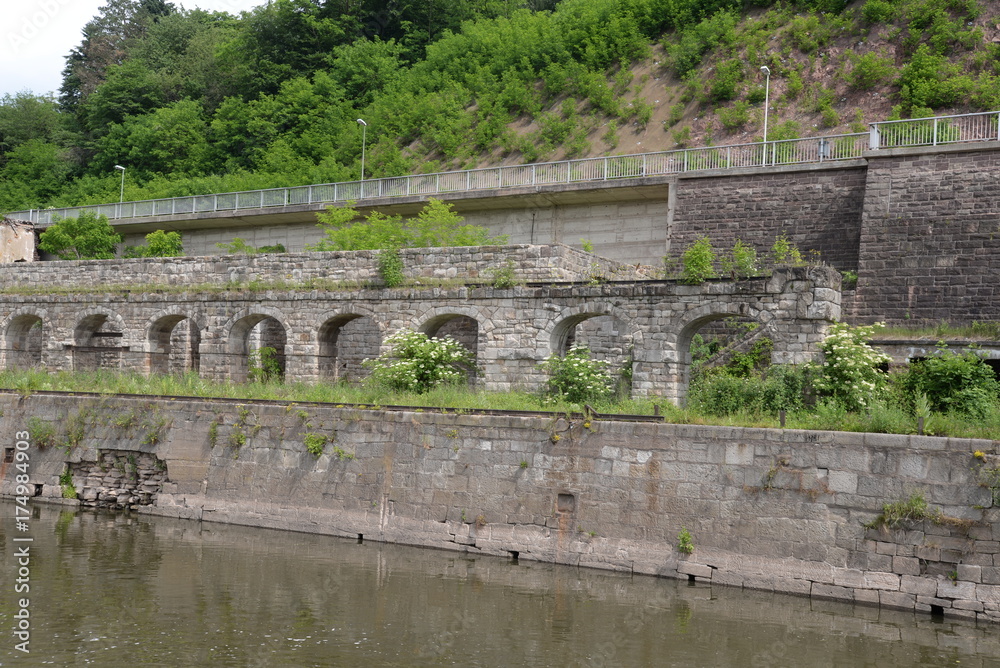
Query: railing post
xmin=683 ymin=150 xmax=688 ymax=172
xmin=532 ymin=164 xmax=537 ymax=185
xmin=642 ymin=154 xmax=647 ymax=177
xmin=334 ymin=183 xmax=338 ymax=202
xmin=498 ymin=167 xmax=502 ymax=189
xmin=308 ymin=185 xmax=313 ymax=204
xmin=602 ymin=157 xmax=607 ymax=181
xmin=869 ymin=124 xmax=880 ymax=150
xmin=933 ymin=118 xmax=939 ymax=146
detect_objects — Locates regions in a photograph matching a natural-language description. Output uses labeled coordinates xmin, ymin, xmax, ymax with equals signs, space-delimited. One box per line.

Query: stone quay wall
xmin=3 ymin=393 xmax=999 ymax=623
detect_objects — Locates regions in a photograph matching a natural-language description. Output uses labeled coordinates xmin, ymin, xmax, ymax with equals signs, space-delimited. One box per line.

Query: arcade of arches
xmin=0 ymin=265 xmax=840 ymax=404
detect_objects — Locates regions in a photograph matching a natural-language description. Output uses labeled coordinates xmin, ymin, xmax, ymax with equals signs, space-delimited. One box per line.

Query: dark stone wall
xmin=848 ymin=145 xmax=1000 ymax=324
xmin=670 ymin=166 xmax=867 ymax=273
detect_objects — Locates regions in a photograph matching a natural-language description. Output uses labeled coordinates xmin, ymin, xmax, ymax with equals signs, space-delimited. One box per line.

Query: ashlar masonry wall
xmin=4 ymin=393 xmax=1000 ymax=624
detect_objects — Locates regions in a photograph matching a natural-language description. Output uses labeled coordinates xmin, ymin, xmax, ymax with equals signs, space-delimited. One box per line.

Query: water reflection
xmin=0 ymin=501 xmax=997 ymax=667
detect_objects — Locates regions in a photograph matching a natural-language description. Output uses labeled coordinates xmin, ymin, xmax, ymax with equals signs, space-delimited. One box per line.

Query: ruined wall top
xmin=0 ymin=243 xmax=652 ymax=290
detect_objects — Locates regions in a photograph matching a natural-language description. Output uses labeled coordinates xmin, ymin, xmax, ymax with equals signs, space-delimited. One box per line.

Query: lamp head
xmin=356 ymin=119 xmax=367 ymax=126
xmin=760 ymin=66 xmax=770 ymax=77
xmin=114 ymin=165 xmax=125 ymax=171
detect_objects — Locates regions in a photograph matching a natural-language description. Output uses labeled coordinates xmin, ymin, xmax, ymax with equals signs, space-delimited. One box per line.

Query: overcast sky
xmin=1 ymin=0 xmax=265 ymax=98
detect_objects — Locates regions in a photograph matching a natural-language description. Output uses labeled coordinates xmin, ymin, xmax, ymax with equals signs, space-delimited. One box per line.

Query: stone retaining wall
xmin=0 ymin=244 xmax=645 ymax=290
xmin=3 ymin=393 xmax=999 ymax=623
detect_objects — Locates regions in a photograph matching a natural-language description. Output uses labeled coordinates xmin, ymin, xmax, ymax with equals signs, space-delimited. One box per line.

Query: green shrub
xmin=813 ymin=322 xmax=891 ymax=411
xmin=847 ymin=52 xmax=896 ymax=90
xmin=898 ymin=345 xmax=1000 ymax=418
xmin=718 ymin=101 xmax=750 ymax=130
xmin=125 ymin=230 xmax=184 ymax=258
xmin=376 ymin=247 xmax=405 ymax=288
xmin=861 ymin=0 xmax=897 ymax=23
xmin=689 ymin=364 xmax=808 ymax=416
xmin=680 ymin=237 xmax=715 ymax=285
xmin=363 ymin=330 xmax=475 ymax=394
xmin=38 ymin=211 xmax=122 ymax=260
xmin=248 ymin=347 xmax=281 ymax=383
xmin=708 ymin=59 xmax=744 ymax=102
xmin=771 ymin=233 xmax=804 ymax=265
xmin=720 ymin=239 xmax=759 ymax=278
xmin=539 ymin=344 xmax=614 ymax=404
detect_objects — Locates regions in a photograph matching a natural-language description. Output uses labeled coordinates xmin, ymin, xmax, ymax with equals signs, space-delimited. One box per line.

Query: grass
xmin=875 ymin=321 xmax=1000 ymax=341
xmin=3 ymin=368 xmax=999 ymax=439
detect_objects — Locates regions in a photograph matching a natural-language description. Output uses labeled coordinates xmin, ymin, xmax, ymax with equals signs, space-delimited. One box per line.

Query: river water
xmin=0 ymin=500 xmax=998 ymax=667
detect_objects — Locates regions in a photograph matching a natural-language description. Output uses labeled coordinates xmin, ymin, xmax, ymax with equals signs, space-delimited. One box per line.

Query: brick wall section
xmin=850 ymin=144 xmax=1000 ymax=324
xmin=4 ymin=393 xmax=999 ymax=623
xmin=670 ymin=165 xmax=867 ymax=272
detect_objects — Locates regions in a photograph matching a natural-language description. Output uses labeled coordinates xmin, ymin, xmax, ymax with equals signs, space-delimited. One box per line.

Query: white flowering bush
xmin=539 ymin=345 xmax=614 ymax=404
xmin=813 ymin=322 xmax=891 ymax=411
xmin=363 ymin=330 xmax=475 ymax=393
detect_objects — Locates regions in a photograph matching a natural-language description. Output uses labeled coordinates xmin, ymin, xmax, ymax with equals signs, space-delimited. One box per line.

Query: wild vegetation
xmin=2 ymin=0 xmax=998 ymax=214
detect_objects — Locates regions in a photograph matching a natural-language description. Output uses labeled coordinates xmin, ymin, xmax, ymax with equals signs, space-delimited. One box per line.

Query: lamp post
xmin=760 ymin=66 xmax=770 ymax=165
xmin=114 ymin=165 xmax=126 ymax=202
xmin=356 ymin=119 xmax=367 ymax=181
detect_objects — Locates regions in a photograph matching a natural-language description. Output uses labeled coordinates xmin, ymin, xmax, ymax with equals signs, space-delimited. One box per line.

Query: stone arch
xmin=1 ymin=308 xmax=46 ymax=369
xmin=675 ymin=302 xmax=773 ymax=403
xmin=415 ymin=307 xmax=486 ymax=386
xmin=145 ymin=308 xmax=204 ymax=376
xmin=73 ymin=309 xmax=129 ymax=371
xmin=225 ymin=307 xmax=290 ymax=382
xmin=546 ymin=304 xmax=641 ymax=397
xmin=316 ymin=307 xmax=382 ymax=382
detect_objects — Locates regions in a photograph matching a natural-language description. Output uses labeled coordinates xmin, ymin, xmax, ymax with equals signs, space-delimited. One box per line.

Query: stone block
xmin=892 ymin=556 xmax=921 ymax=576
xmin=863 ymin=572 xmax=900 ymax=591
xmin=879 ymin=590 xmax=916 ymax=611
xmin=900 ymin=575 xmax=938 ymax=597
xmin=957 ymin=564 xmax=982 ymax=583
xmin=936 ymin=580 xmax=976 ymax=601
xmin=812 ymin=583 xmax=853 ymax=602
xmin=833 ymin=568 xmax=864 ymax=588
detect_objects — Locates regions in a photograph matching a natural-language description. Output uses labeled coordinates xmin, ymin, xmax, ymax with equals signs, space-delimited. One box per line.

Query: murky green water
xmin=1 ymin=500 xmax=998 ymax=667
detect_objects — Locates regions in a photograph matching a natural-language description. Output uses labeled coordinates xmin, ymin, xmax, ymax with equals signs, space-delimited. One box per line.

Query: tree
xmin=308 ymin=198 xmax=504 ymax=251
xmin=37 ymin=212 xmax=122 ymax=259
xmin=124 ymin=230 xmax=183 ymax=257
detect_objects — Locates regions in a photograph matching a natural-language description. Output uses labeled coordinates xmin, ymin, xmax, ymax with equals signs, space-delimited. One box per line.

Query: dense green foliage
xmin=309 ymin=198 xmax=504 ymax=251
xmin=539 ymin=344 xmax=615 ymax=403
xmin=363 ymin=330 xmax=476 ymax=393
xmin=37 ymin=212 xmax=122 ymax=259
xmin=124 ymin=230 xmax=183 ymax=257
xmin=2 ymin=0 xmax=997 ymax=215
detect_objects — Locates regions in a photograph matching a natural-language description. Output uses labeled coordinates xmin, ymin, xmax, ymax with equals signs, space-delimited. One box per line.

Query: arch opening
xmin=149 ymin=315 xmax=201 ymax=376
xmin=419 ymin=314 xmax=479 ymax=386
xmin=550 ymin=312 xmax=634 ymax=398
xmin=677 ymin=313 xmax=769 ymax=405
xmin=318 ymin=314 xmax=380 ymax=383
xmin=73 ymin=314 xmax=124 ymax=371
xmin=5 ymin=315 xmax=43 ymax=369
xmin=229 ymin=315 xmax=288 ymax=383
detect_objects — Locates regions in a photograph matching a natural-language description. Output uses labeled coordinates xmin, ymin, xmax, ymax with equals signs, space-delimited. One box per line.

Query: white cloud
xmin=0 ymin=0 xmax=263 ymax=98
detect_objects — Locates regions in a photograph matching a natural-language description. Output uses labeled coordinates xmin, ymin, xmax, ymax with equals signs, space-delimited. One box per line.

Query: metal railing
xmin=9 ymin=110 xmax=998 ymax=227
xmin=869 ymin=110 xmax=1000 ymax=149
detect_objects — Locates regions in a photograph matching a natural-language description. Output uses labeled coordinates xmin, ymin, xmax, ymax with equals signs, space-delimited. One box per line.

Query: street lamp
xmin=114 ymin=165 xmax=126 ymax=202
xmin=760 ymin=66 xmax=771 ymax=165
xmin=356 ymin=119 xmax=367 ymax=181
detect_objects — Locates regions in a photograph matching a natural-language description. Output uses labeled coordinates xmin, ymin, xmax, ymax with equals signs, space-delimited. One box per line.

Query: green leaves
xmin=539 ymin=344 xmax=614 ymax=404
xmin=309 ymin=198 xmax=504 ymax=252
xmin=38 ymin=211 xmax=122 ymax=260
xmin=363 ymin=330 xmax=475 ymax=393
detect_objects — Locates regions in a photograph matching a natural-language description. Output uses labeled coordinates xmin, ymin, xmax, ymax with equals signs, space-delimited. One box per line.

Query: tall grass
xmin=2 ymin=368 xmax=997 ymax=438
